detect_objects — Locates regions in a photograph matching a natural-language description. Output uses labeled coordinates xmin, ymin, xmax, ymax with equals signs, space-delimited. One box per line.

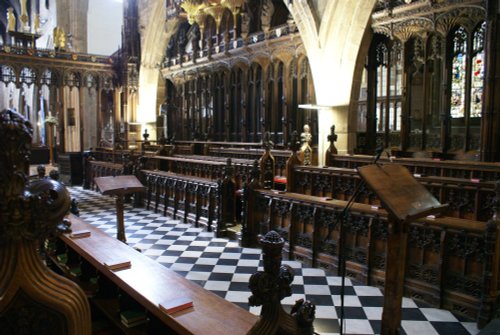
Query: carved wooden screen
xmin=359 ymin=18 xmax=486 ymax=158
xmin=290 ymin=58 xmax=299 ymax=134
xmin=266 ymin=63 xmax=274 ymax=142
xmin=361 ymin=36 xmax=403 ymax=151
xmin=214 ymin=72 xmax=226 ymax=141
xmin=425 ymin=34 xmax=444 ymax=151
xmin=247 ymin=63 xmax=263 ymax=142
xmin=275 ymin=61 xmax=285 ymax=144
xmin=230 ymin=68 xmax=243 ymax=141
xmin=407 ymin=37 xmax=425 ymax=150
xmin=300 ymin=58 xmax=317 ymax=145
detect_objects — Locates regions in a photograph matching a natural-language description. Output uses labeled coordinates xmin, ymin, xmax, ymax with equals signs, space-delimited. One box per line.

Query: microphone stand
xmin=329 ymin=147 xmax=384 ymax=335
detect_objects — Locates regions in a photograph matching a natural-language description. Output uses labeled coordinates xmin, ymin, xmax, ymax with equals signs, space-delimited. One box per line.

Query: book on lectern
xmin=159 ymin=297 xmax=193 ymax=314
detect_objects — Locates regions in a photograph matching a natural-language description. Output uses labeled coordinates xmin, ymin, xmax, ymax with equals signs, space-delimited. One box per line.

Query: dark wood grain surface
xmin=62 ymin=215 xmax=258 ymax=335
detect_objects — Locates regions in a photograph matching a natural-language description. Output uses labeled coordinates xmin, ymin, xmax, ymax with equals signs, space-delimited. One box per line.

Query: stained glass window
xmin=376 ymin=42 xmax=388 ymax=133
xmin=470 ymin=21 xmax=485 ymax=118
xmin=450 ymin=27 xmax=467 ymax=119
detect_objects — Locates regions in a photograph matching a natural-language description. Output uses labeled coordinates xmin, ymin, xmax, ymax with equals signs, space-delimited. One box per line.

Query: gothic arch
xmin=286 ymin=0 xmax=378 ymax=158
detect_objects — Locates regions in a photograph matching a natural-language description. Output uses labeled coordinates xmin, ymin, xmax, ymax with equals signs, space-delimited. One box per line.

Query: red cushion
xmin=274 ymin=176 xmax=287 ymax=184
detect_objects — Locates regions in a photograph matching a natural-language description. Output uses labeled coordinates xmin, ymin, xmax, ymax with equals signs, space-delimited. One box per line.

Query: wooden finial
xmin=247 ymin=231 xmax=316 ymax=334
xmin=325 ymin=125 xmax=338 ymax=166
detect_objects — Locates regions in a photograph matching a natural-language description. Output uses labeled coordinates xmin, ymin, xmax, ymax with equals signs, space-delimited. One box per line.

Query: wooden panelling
xmin=243 ymin=188 xmax=499 ymax=326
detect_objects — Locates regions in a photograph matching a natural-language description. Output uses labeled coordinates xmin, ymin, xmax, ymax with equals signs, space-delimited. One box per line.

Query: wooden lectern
xmin=357 ymin=164 xmax=448 ymax=335
xmin=94 ymin=175 xmax=146 ymax=244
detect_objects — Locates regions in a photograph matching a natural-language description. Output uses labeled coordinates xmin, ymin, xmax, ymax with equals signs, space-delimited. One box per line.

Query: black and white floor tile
xmin=70 ymin=186 xmax=480 ymax=335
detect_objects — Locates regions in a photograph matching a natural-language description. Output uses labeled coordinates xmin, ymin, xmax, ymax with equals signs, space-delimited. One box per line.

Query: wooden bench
xmin=53 ymin=215 xmax=257 ymax=335
xmin=208 ymin=146 xmax=290 ymax=177
xmin=326 ymin=154 xmax=500 ymax=181
xmin=150 ymin=155 xmax=227 ymax=180
xmin=289 ymin=165 xmax=498 ymax=221
xmin=173 ymin=154 xmax=256 ymax=187
xmin=143 ymin=169 xmax=236 ymax=236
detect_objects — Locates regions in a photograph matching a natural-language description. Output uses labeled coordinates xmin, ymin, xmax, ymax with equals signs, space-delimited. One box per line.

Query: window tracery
xmin=360 ymin=1 xmax=486 ymax=158
xmin=450 ymin=27 xmax=467 ymax=119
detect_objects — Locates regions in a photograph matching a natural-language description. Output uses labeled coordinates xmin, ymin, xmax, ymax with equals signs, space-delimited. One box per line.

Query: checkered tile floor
xmin=70 ymin=186 xmax=480 ymax=335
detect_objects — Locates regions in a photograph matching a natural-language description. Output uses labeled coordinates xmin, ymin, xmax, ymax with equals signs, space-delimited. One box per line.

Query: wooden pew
xmin=150 ymin=155 xmax=226 ymax=180
xmin=289 ymin=165 xmax=497 ymax=221
xmin=148 ymin=154 xmax=276 ymax=192
xmin=51 ymin=215 xmax=257 ymax=335
xmin=242 ymin=185 xmax=500 ymax=327
xmin=175 ymin=155 xmax=257 ymax=185
xmin=208 ymin=146 xmax=290 ymax=177
xmin=142 ymin=169 xmax=236 ymax=236
xmin=326 ymin=154 xmax=500 ymax=181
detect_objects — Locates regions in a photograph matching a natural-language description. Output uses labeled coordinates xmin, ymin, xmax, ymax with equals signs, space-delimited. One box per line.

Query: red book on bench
xmin=159 ymin=297 xmax=193 ymax=314
xmin=103 ymin=258 xmax=131 ymax=271
xmin=69 ymin=229 xmax=91 ymax=239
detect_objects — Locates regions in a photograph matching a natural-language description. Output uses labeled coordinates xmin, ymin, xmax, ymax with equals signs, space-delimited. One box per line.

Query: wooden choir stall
xmin=0 ymin=109 xmax=91 ymax=335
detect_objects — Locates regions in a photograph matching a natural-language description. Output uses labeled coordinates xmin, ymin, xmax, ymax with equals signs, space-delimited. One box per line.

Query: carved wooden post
xmin=133 ymin=155 xmax=147 ymax=207
xmin=47 ymin=122 xmax=55 ymax=164
xmin=260 ymin=131 xmax=275 ymax=189
xmin=248 ymin=231 xmax=315 ymax=335
xmin=285 ymin=130 xmax=301 ymax=193
xmin=82 ymin=150 xmax=95 ymax=189
xmin=218 ymin=158 xmax=236 ymax=237
xmin=481 ymin=1 xmax=500 ymax=161
xmin=324 ymin=125 xmax=338 ymax=167
xmin=241 ymin=160 xmax=262 ymax=247
xmin=478 ymin=180 xmax=500 ymax=327
xmin=0 ymin=109 xmax=91 ymax=334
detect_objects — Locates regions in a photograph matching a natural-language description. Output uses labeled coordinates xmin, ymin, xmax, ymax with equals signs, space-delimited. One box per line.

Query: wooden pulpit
xmin=357 ymin=164 xmax=448 ymax=335
xmin=94 ymin=175 xmax=146 ymax=244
